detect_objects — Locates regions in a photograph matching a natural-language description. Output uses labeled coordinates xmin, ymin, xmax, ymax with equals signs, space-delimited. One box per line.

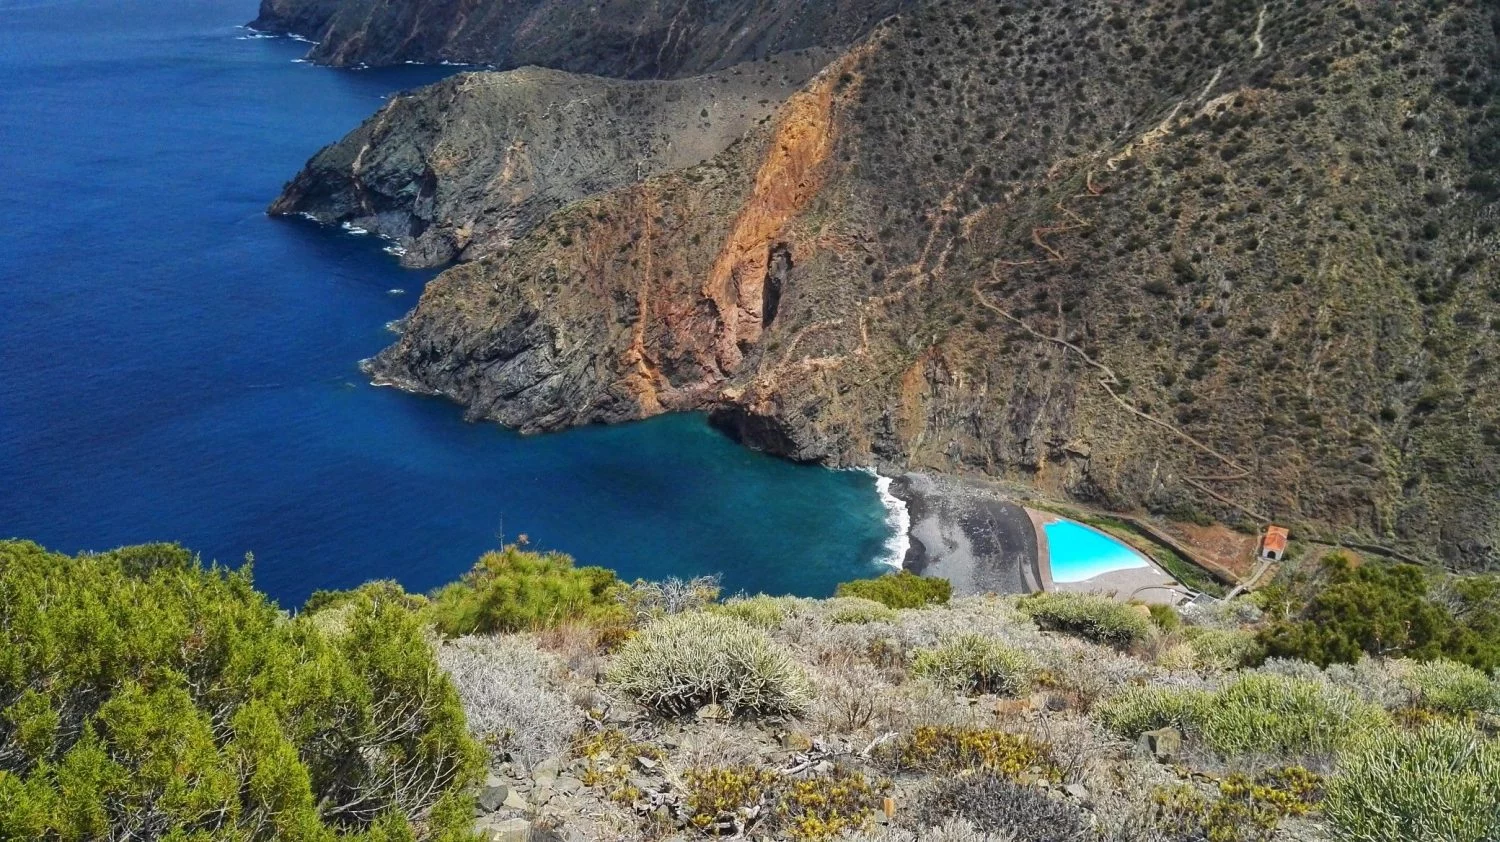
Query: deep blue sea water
xmin=0 ymin=0 xmax=896 ymax=607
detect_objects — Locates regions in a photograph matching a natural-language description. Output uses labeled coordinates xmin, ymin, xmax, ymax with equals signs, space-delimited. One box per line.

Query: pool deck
xmin=891 ymin=471 xmax=1186 ymax=604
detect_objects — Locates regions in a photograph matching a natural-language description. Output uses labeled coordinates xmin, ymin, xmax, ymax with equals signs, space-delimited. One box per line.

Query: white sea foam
xmin=873 ymin=473 xmax=911 ymax=569
xmin=341 ymin=222 xmax=369 ymax=235
xmin=383 ymin=244 xmax=408 ymax=257
xmin=387 ymin=288 xmax=406 ymax=296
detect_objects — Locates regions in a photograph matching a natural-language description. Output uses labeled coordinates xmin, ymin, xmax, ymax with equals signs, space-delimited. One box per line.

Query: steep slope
xmin=249 ymin=0 xmax=910 ymax=75
xmin=271 ymin=52 xmax=833 ymax=267
xmin=357 ymin=0 xmax=1499 ymax=568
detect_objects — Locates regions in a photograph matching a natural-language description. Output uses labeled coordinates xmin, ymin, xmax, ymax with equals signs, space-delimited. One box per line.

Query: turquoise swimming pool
xmin=1043 ymin=520 xmax=1151 ymax=583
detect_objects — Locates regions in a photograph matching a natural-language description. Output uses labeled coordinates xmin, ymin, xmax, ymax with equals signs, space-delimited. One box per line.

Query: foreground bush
xmin=1098 ymin=673 xmax=1387 ymax=758
xmin=908 ymin=773 xmax=1092 ymax=842
xmin=836 ymin=570 xmax=951 ymax=609
xmin=1324 ymin=722 xmax=1500 ymax=842
xmin=1018 ymin=592 xmax=1152 ymax=648
xmin=1150 ymin=767 xmax=1322 ymax=842
xmin=429 ymin=544 xmax=625 ymax=636
xmin=436 ymin=635 xmax=581 ymax=768
xmin=684 ymin=765 xmax=885 ymax=840
xmin=879 ymin=726 xmax=1057 ymax=779
xmin=1402 ymin=659 xmax=1500 ymax=716
xmin=713 ymin=594 xmax=797 ymax=628
xmin=608 ymin=612 xmax=812 ymax=717
xmin=0 ymin=540 xmax=481 ymax=840
xmin=912 ymin=635 xmax=1035 ymax=696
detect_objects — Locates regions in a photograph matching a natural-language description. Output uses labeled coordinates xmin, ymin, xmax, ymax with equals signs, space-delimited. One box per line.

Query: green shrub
xmin=713 ymin=594 xmax=797 ymax=628
xmin=1096 ymin=686 xmax=1210 ymax=738
xmin=1198 ymin=674 xmax=1388 ymax=758
xmin=1099 ymin=674 xmax=1388 ymax=758
xmin=608 ymin=612 xmax=812 ymax=717
xmin=880 ymin=726 xmax=1058 ymax=779
xmin=1403 ymin=659 xmax=1500 ymax=716
xmin=0 ymin=540 xmax=482 ymax=840
xmin=429 ymin=544 xmax=625 ymax=636
xmin=1018 ymin=592 xmax=1152 ymax=648
xmin=1187 ymin=628 xmax=1267 ymax=670
xmin=1325 ymin=723 xmax=1500 ymax=842
xmin=1260 ymin=558 xmax=1500 ymax=672
xmin=912 ymin=635 xmax=1036 ymax=696
xmin=1147 ymin=603 xmax=1183 ymax=632
xmin=823 ymin=597 xmax=898 ymax=624
xmin=835 ymin=570 xmax=951 ymax=609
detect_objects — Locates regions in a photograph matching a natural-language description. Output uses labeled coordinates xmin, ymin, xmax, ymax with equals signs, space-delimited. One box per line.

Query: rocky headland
xmin=272 ymin=0 xmax=1500 ymax=571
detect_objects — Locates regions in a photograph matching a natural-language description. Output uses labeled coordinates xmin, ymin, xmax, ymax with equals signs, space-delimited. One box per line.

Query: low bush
xmin=879 ymin=726 xmax=1057 ymax=780
xmin=1402 ymin=659 xmax=1500 ymax=716
xmin=1018 ymin=592 xmax=1152 ymax=648
xmin=912 ymin=635 xmax=1036 ymax=696
xmin=684 ymin=765 xmax=885 ymax=841
xmin=714 ymin=594 xmax=797 ymax=628
xmin=1099 ymin=674 xmax=1387 ymax=758
xmin=836 ymin=571 xmax=951 ymax=609
xmin=429 ymin=544 xmax=625 ymax=636
xmin=1186 ymin=628 xmax=1266 ymax=671
xmin=621 ymin=575 xmax=721 ymax=621
xmin=1147 ymin=603 xmax=1183 ymax=632
xmin=1197 ymin=673 xmax=1388 ymax=758
xmin=608 ymin=612 xmax=812 ymax=717
xmin=1149 ymin=767 xmax=1322 ymax=842
xmin=1324 ymin=722 xmax=1500 ymax=842
xmin=1096 ymin=685 xmax=1210 ymax=738
xmin=437 ymin=634 xmax=581 ymax=768
xmin=824 ymin=597 xmax=898 ymax=625
xmin=908 ymin=773 xmax=1093 ymax=842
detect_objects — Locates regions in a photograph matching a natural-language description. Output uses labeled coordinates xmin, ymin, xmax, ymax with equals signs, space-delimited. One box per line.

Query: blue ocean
xmin=0 ymin=0 xmax=897 ymax=607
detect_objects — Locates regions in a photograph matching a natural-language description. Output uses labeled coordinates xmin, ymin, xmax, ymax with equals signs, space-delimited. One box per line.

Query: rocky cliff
xmin=249 ymin=0 xmax=910 ymax=75
xmin=300 ymin=0 xmax=1498 ymax=569
xmin=271 ymin=52 xmax=833 ymax=267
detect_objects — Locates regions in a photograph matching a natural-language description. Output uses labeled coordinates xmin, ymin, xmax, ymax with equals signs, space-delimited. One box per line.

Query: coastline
xmin=887 ymin=472 xmax=1041 ymax=596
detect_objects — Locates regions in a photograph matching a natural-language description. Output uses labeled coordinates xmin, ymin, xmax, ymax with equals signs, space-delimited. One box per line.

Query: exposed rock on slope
xmin=249 ymin=0 xmax=910 ymax=75
xmin=271 ymin=52 xmax=833 ymax=267
xmin=355 ymin=0 xmax=1497 ymax=568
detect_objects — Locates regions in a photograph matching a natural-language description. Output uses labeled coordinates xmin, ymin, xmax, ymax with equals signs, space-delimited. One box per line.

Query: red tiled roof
xmin=1262 ymin=525 xmax=1290 ymax=554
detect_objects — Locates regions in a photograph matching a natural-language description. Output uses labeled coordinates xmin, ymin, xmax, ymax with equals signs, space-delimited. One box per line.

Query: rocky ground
xmin=432 ymin=588 xmax=1500 ymax=842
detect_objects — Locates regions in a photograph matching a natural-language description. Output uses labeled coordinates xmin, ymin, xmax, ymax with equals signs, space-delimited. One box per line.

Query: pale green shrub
xmin=1403 ymin=659 xmax=1500 ymax=716
xmin=1186 ymin=628 xmax=1266 ymax=671
xmin=1018 ymin=593 xmax=1152 ymax=648
xmin=1197 ymin=673 xmax=1388 ymax=758
xmin=1096 ymin=685 xmax=1209 ymax=738
xmin=1099 ymin=674 xmax=1387 ymax=758
xmin=713 ymin=594 xmax=796 ymax=629
xmin=608 ymin=612 xmax=812 ymax=717
xmin=1325 ymin=722 xmax=1500 ymax=842
xmin=912 ymin=635 xmax=1036 ymax=697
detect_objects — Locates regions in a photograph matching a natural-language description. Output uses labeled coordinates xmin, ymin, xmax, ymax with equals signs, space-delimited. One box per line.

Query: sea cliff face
xmin=250 ymin=0 xmax=911 ymax=75
xmin=288 ymin=0 xmax=1499 ymax=569
xmin=271 ymin=52 xmax=834 ymax=267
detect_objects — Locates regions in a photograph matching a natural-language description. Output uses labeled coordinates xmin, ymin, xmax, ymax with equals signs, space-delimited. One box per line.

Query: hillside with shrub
xmin=290 ymin=0 xmax=1500 ymax=568
xmin=8 ymin=538 xmax=1497 ymax=841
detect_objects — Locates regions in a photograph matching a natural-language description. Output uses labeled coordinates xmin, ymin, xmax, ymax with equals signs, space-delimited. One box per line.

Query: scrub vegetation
xmin=4 ymin=539 xmax=1497 ymax=842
